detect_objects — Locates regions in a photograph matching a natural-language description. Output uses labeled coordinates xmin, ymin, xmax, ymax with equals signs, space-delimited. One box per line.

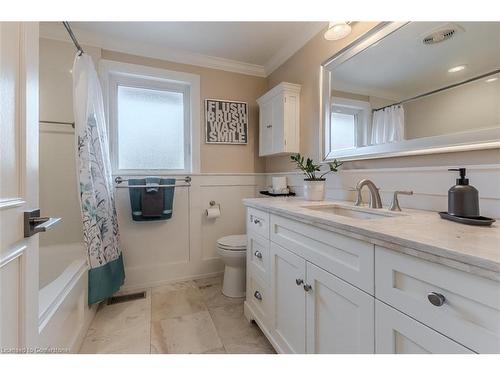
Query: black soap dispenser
xmin=447 ymin=168 xmax=479 ymax=218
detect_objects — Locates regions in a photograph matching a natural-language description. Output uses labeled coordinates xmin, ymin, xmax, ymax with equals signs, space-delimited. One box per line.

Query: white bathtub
xmin=38 ymin=242 xmax=96 ymax=352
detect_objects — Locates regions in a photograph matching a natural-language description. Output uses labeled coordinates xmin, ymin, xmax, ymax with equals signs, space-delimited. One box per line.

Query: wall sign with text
xmin=205 ymin=99 xmax=248 ymax=144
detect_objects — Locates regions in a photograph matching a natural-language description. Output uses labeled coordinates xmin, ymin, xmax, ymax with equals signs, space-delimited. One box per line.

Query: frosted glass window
xmin=331 ymin=112 xmax=356 ymax=150
xmin=117 ymin=85 xmax=185 ymax=170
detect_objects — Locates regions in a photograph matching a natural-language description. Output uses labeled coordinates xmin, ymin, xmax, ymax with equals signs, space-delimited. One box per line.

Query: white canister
xmin=303 ymin=180 xmax=326 ymax=201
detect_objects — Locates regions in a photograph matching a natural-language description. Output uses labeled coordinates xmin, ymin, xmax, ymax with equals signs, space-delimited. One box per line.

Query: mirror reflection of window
xmin=330 ymin=96 xmax=372 ymax=151
xmin=331 ymin=109 xmax=357 ymax=150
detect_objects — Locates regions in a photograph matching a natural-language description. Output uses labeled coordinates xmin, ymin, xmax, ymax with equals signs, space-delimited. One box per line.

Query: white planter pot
xmin=303 ymin=180 xmax=326 ymax=201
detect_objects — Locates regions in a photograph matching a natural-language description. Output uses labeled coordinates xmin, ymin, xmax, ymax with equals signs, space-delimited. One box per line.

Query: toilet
xmin=216 ymin=234 xmax=247 ymax=298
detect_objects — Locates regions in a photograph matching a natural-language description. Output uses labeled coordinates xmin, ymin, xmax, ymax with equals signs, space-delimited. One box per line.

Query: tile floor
xmin=79 ymin=276 xmax=275 ymax=354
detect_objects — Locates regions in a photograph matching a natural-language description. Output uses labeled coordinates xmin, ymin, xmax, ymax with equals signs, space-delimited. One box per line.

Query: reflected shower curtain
xmin=72 ymin=53 xmax=125 ymax=305
xmin=371 ymin=105 xmax=405 ymax=145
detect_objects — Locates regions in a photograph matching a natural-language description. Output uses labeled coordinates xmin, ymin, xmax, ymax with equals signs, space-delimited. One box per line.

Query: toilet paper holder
xmin=209 ymin=200 xmax=221 ymax=212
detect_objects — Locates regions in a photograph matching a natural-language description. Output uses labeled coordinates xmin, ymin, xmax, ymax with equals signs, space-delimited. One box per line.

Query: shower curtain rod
xmin=372 ymin=68 xmax=500 ymax=112
xmin=62 ymin=21 xmax=84 ymax=56
xmin=40 ymin=120 xmax=75 ymax=128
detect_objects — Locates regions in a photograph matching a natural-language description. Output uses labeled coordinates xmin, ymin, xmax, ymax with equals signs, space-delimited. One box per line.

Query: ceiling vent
xmin=422 ymin=24 xmax=464 ymax=45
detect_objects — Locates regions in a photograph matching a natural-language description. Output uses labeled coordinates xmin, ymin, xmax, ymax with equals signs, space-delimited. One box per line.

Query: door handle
xmin=24 ymin=209 xmax=62 ymax=238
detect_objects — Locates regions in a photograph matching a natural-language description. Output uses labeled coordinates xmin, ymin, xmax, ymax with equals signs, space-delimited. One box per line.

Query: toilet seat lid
xmin=217 ymin=234 xmax=247 ymax=250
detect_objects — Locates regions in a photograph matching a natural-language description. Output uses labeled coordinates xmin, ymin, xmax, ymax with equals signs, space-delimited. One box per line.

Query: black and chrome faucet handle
xmin=389 ymin=190 xmax=413 ymax=211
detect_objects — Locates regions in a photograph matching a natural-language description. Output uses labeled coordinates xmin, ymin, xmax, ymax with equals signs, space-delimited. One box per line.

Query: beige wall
xmin=265 ymin=22 xmax=500 ymax=172
xmin=405 ymin=77 xmax=500 ymax=140
xmin=101 ymin=50 xmax=267 ymax=174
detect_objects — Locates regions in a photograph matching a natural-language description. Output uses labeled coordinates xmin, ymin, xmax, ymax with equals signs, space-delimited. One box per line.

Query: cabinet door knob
xmin=254 ymin=291 xmax=262 ymax=301
xmin=253 ymin=219 xmax=261 ymax=224
xmin=266 ymin=124 xmax=272 ymax=128
xmin=254 ymin=250 xmax=263 ymax=259
xmin=295 ymin=278 xmax=304 ymax=286
xmin=303 ymin=284 xmax=312 ymax=292
xmin=427 ymin=292 xmax=446 ymax=307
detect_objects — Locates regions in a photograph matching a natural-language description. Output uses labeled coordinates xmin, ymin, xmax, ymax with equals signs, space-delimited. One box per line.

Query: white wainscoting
xmin=117 ymin=174 xmax=267 ymax=290
xmin=266 ymin=164 xmax=500 ymax=219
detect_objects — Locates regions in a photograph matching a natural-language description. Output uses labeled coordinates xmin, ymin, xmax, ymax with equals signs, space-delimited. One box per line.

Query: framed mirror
xmin=321 ymin=22 xmax=500 ymax=161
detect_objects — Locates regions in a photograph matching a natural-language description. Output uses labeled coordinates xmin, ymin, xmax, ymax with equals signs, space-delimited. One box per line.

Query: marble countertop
xmin=243 ymin=197 xmax=500 ymax=280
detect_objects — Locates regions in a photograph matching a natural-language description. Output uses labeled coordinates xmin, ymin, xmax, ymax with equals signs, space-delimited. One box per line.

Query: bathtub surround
xmin=72 ymin=53 xmax=124 ymax=304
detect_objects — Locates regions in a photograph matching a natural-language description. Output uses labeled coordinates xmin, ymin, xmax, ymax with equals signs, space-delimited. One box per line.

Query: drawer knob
xmin=427 ymin=292 xmax=446 ymax=307
xmin=295 ymin=278 xmax=304 ymax=286
xmin=253 ymin=219 xmax=261 ymax=225
xmin=254 ymin=250 xmax=263 ymax=259
xmin=254 ymin=290 xmax=262 ymax=301
xmin=303 ymin=284 xmax=312 ymax=292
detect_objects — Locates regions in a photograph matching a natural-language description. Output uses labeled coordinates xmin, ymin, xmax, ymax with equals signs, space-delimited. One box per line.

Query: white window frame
xmin=99 ymin=59 xmax=201 ymax=175
xmin=330 ymin=97 xmax=372 ymax=152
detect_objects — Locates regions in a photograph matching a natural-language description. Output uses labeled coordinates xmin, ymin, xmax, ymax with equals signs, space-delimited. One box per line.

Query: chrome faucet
xmin=354 ymin=179 xmax=383 ymax=209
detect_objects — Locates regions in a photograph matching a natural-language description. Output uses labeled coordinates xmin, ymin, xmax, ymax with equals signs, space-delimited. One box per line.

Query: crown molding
xmin=40 ymin=23 xmax=267 ymax=77
xmin=40 ymin=22 xmax=326 ymax=78
xmin=264 ymin=22 xmax=327 ymax=76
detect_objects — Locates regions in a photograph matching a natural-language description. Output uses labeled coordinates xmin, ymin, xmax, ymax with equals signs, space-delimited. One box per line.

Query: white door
xmin=259 ymin=100 xmax=273 ymax=156
xmin=271 ymin=94 xmax=284 ymax=153
xmin=305 ymin=262 xmax=374 ymax=353
xmin=270 ymin=243 xmax=306 ymax=353
xmin=0 ymin=22 xmax=41 ymax=351
xmin=375 ymin=301 xmax=473 ymax=354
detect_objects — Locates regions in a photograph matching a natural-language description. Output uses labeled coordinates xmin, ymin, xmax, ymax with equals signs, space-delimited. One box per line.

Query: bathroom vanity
xmin=243 ymin=198 xmax=500 ymax=354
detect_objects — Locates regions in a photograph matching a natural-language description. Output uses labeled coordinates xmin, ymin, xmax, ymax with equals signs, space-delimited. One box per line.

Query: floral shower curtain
xmin=72 ymin=53 xmax=125 ymax=305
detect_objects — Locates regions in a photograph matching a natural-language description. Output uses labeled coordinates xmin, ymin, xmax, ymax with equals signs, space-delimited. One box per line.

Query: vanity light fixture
xmin=324 ymin=22 xmax=352 ymax=41
xmin=485 ymin=77 xmax=498 ymax=83
xmin=448 ymin=65 xmax=466 ymax=73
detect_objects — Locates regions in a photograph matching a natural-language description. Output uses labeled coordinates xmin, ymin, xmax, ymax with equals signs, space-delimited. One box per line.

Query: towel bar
xmin=114 ymin=176 xmax=191 ymax=189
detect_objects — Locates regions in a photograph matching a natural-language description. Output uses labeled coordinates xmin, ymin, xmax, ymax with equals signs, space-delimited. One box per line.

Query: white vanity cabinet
xmin=245 ymin=207 xmax=375 ymax=354
xmin=375 ymin=301 xmax=473 ymax=354
xmin=244 ymin=205 xmax=500 ymax=354
xmin=305 ymin=262 xmax=374 ymax=353
xmin=257 ymin=82 xmax=300 ymax=156
xmin=269 ymin=243 xmax=306 ymax=353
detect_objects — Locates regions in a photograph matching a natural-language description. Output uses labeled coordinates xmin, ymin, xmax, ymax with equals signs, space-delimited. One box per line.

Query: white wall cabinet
xmin=244 ymin=206 xmax=500 ymax=354
xmin=257 ymin=82 xmax=300 ymax=156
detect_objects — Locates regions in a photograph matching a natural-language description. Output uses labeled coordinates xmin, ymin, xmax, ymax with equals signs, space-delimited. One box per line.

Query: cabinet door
xmin=270 ymin=243 xmax=306 ymax=353
xmin=375 ymin=301 xmax=473 ymax=354
xmin=305 ymin=262 xmax=374 ymax=353
xmin=271 ymin=95 xmax=284 ymax=153
xmin=259 ymin=100 xmax=273 ymax=156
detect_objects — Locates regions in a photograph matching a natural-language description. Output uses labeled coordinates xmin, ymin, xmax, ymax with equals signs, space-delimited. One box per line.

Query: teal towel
xmin=128 ymin=177 xmax=175 ymax=221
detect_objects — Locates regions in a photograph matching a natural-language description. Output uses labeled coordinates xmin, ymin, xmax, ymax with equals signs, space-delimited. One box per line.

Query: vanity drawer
xmin=247 ymin=232 xmax=270 ymax=283
xmin=270 ymin=214 xmax=374 ymax=294
xmin=247 ymin=274 xmax=270 ymax=327
xmin=375 ymin=246 xmax=500 ymax=353
xmin=375 ymin=300 xmax=473 ymax=354
xmin=247 ymin=207 xmax=270 ymax=239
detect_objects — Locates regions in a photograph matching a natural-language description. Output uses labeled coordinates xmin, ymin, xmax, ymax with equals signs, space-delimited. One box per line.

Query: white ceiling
xmin=331 ymin=22 xmax=500 ymax=101
xmin=40 ymin=21 xmax=327 ymax=77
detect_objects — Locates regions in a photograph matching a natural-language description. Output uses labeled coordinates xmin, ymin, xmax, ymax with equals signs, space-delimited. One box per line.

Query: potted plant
xmin=291 ymin=153 xmax=343 ymax=201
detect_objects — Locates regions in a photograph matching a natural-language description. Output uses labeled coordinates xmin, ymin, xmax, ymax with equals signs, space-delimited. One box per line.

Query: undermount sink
xmin=301 ymin=204 xmax=402 ymax=220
